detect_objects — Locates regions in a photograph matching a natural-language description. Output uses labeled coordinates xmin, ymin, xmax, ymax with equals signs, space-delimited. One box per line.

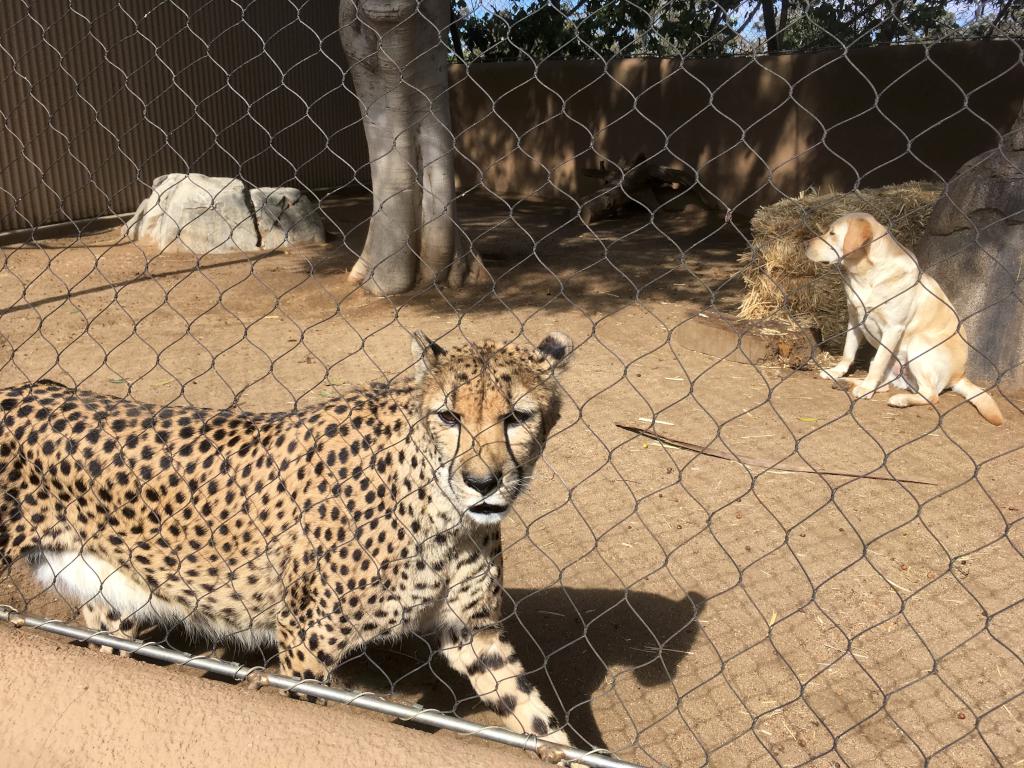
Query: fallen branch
xmin=616 ymin=423 xmax=936 ymax=486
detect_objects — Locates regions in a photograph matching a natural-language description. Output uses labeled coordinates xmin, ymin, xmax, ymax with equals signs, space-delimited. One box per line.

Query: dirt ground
xmin=1 ymin=191 xmax=1022 ymax=768
xmin=0 ymin=619 xmax=542 ymax=768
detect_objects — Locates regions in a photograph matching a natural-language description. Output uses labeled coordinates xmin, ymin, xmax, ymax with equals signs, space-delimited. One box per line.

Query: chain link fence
xmin=1 ymin=1 xmax=1023 ymax=766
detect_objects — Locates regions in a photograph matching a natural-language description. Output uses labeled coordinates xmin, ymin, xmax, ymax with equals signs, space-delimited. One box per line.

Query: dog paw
xmin=819 ymin=365 xmax=849 ymax=380
xmin=851 ymin=382 xmax=877 ymax=399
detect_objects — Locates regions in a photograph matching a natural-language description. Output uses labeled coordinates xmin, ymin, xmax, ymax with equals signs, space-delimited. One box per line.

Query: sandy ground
xmin=1 ymin=192 xmax=1022 ymax=768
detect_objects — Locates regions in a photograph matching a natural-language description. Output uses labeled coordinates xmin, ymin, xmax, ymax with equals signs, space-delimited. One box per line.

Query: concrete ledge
xmin=0 ymin=624 xmax=539 ymax=768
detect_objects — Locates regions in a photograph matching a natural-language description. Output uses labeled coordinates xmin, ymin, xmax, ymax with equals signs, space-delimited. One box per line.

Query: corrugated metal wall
xmin=0 ymin=0 xmax=368 ymax=231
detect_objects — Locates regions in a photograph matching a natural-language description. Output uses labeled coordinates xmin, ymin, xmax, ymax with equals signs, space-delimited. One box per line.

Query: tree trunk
xmin=777 ymin=0 xmax=789 ymax=43
xmin=761 ymin=0 xmax=779 ymax=53
xmin=449 ymin=1 xmax=465 ymax=61
xmin=339 ymin=0 xmax=478 ymax=295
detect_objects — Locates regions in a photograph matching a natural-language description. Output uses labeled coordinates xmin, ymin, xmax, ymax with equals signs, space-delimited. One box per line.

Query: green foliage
xmin=447 ymin=0 xmax=1023 ymax=62
xmin=452 ymin=0 xmax=746 ymax=61
xmin=774 ymin=0 xmax=953 ymax=50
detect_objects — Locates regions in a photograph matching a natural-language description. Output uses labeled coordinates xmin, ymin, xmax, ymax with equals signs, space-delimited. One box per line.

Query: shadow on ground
xmin=0 ymin=190 xmax=750 ymax=325
xmin=0 ymin=561 xmax=703 ymax=752
xmin=314 ymin=192 xmax=750 ymax=315
xmin=334 ymin=585 xmax=706 ymax=750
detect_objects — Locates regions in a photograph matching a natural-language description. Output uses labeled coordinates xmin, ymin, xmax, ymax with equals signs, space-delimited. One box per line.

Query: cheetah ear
xmin=534 ymin=332 xmax=573 ymax=371
xmin=411 ymin=331 xmax=446 ymax=378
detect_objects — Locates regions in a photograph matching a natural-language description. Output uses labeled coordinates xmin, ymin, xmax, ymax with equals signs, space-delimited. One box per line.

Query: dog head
xmin=805 ymin=212 xmax=884 ymax=266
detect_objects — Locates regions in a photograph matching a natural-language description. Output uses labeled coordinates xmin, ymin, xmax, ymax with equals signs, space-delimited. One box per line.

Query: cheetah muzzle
xmin=0 ymin=331 xmax=575 ymax=748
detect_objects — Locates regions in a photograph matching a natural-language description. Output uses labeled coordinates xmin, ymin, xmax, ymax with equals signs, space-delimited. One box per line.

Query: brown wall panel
xmin=2 ymin=2 xmax=1021 ymax=232
xmin=451 ymin=40 xmax=1023 ymax=214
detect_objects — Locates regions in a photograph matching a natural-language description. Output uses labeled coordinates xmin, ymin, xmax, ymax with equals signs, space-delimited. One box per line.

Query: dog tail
xmin=951 ymin=377 xmax=1004 ymax=426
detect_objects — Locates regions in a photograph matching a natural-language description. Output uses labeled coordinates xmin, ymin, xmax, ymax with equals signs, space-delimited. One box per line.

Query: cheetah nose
xmin=462 ymin=471 xmax=501 ymax=496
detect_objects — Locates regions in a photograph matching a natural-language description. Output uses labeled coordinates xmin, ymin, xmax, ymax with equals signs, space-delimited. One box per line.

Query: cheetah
xmin=0 ymin=331 xmax=574 ymax=746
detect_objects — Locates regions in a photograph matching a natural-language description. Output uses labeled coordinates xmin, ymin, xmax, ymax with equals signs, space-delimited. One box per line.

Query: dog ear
xmin=842 ymin=216 xmax=874 ymax=258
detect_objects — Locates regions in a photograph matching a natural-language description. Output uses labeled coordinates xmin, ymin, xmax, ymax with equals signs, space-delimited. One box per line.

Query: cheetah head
xmin=411 ymin=331 xmax=572 ymax=526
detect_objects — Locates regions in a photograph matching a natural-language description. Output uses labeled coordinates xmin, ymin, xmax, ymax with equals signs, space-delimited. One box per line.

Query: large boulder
xmin=124 ymin=173 xmax=326 ymax=254
xmin=916 ymin=107 xmax=1024 ymax=392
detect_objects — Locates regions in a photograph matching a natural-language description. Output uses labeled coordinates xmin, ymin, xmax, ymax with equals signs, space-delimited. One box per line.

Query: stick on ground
xmin=616 ymin=423 xmax=936 ymax=486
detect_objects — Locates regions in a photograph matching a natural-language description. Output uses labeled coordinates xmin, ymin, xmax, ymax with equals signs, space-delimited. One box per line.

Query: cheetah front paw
xmin=535 ymin=729 xmax=586 ymax=768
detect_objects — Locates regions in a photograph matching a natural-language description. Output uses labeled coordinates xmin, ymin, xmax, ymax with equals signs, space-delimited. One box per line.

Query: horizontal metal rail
xmin=0 ymin=607 xmax=642 ymax=768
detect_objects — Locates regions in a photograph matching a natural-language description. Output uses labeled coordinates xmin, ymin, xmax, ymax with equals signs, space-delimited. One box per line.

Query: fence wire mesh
xmin=1 ymin=2 xmax=1023 ymax=767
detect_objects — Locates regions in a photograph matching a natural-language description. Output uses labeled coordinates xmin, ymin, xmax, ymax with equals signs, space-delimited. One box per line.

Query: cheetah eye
xmin=434 ymin=409 xmax=460 ymax=426
xmin=505 ymin=410 xmax=535 ymax=426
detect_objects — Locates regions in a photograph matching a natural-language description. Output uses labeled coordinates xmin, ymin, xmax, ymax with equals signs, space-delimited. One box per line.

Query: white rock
xmin=124 ymin=173 xmax=326 ymax=254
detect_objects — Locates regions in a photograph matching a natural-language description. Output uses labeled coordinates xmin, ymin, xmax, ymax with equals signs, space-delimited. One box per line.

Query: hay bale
xmin=737 ymin=182 xmax=942 ymax=348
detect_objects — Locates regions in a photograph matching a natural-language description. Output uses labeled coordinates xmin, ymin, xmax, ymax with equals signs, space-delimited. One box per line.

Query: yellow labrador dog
xmin=806 ymin=212 xmax=1003 ymax=426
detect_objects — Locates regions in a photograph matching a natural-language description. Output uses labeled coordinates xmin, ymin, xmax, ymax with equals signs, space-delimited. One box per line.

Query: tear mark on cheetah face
xmin=412 ymin=332 xmax=572 ymax=526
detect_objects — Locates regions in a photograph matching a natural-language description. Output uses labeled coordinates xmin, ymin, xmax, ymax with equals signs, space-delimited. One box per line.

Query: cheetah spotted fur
xmin=0 ymin=331 xmax=574 ymax=746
